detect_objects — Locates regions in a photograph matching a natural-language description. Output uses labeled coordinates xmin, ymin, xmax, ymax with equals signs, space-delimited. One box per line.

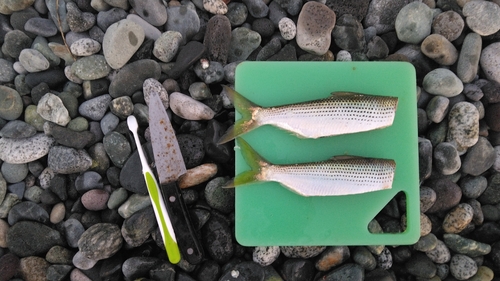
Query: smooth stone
xmin=226 ymin=2 xmax=248 ymax=26
xmin=126 ymin=14 xmax=161 ymax=40
xmin=71 ymin=55 xmax=111 ymax=80
xmin=447 ymin=102 xmax=479 ymax=149
xmin=26 ymin=69 xmax=67 ymax=88
xmin=450 ymin=254 xmax=478 ymax=280
xmin=38 ymin=167 xmax=55 ymax=189
xmin=406 ymin=252 xmax=437 ymax=278
xmin=366 ymin=36 xmax=389 ymax=60
xmin=414 ymin=233 xmax=438 ymax=252
xmin=7 ymin=182 xmax=25 ymax=200
xmin=50 ymin=202 xmax=66 ymax=224
xmin=281 ymin=259 xmax=316 ymax=281
xmin=420 ymin=186 xmax=437 ymax=213
xmin=460 ymin=176 xmax=488 ymax=199
xmin=463 ymin=1 xmax=500 ymax=36
xmin=353 ymin=246 xmax=376 ymax=271
xmin=119 ymin=143 xmax=153 ymax=194
xmin=37 ymin=93 xmax=71 ymax=126
xmin=167 ymin=41 xmax=206 ymax=79
xmin=78 ymin=223 xmax=123 ymax=261
xmin=228 ymin=27 xmax=261 ymax=62
xmin=0 ymin=253 xmax=20 ymax=281
xmin=170 ymin=92 xmax=216 ymax=121
xmin=46 ymin=123 xmax=95 ymax=150
xmin=121 ymin=206 xmax=156 ymax=247
xmin=165 ymin=5 xmax=200 ymax=45
xmin=204 ymin=15 xmax=232 ymax=64
xmin=96 ymin=7 xmax=128 ymax=31
xmin=426 ymin=96 xmax=449 ymax=123
xmin=332 ymin=14 xmax=365 ymax=52
xmin=78 ymin=94 xmax=112 ymax=121
xmin=432 ymin=10 xmax=464 ymax=42
xmin=486 ymin=102 xmax=500 ymax=132
xmin=256 ymin=37 xmax=281 ymax=61
xmin=129 ymin=0 xmax=167 ymax=26
xmin=103 ymin=131 xmax=131 ymax=168
xmin=109 ymin=96 xmax=133 ymax=119
xmin=70 ymin=38 xmax=101 ymax=56
xmin=47 ymin=264 xmax=72 ymax=281
xmin=252 ymin=17 xmax=276 ymax=39
xmin=63 ymin=218 xmax=85 ymax=248
xmin=278 ymin=17 xmax=296 ymax=40
xmin=482 ymin=81 xmax=500 ymax=104
xmin=189 ymin=82 xmax=211 ymax=101
xmin=443 ymin=203 xmax=474 ymax=234
xmin=202 ymin=215 xmax=233 ymax=263
xmin=320 ymin=263 xmax=364 ymax=281
xmin=203 ymin=0 xmax=228 ymax=15
xmin=469 ymin=266 xmax=495 ymax=281
xmin=122 ymin=257 xmax=162 ymax=280
xmin=314 ymin=246 xmax=350 ymax=272
xmin=427 ymin=178 xmax=462 ymax=213
xmin=46 ymin=245 xmax=74 ymax=264
xmin=0 ymin=59 xmax=16 ymax=83
xmin=478 ymin=173 xmax=500 ymax=205
xmin=19 ymin=256 xmax=50 ymax=281
xmin=83 ymin=79 xmax=109 ymax=99
xmin=462 ymin=137 xmax=496 ymax=176
xmin=395 ymin=2 xmax=432 ymax=44
xmin=142 ymin=78 xmax=169 ymax=109
xmin=18 ymin=48 xmax=49 ymax=73
xmin=296 ymin=1 xmax=336 ymax=55
xmin=177 ymin=163 xmax=217 ymax=189
xmin=66 ymin=2 xmax=95 ymax=33
xmin=103 ymin=19 xmax=145 ymax=69
xmin=7 ymin=221 xmax=64 ymax=257
xmin=0 ymin=133 xmax=55 ymax=164
xmin=81 ymin=189 xmax=109 ymax=211
xmin=444 ymin=234 xmax=491 ymax=257
xmin=194 ymin=260 xmax=220 ymax=281
xmin=32 ymin=36 xmax=61 ymax=67
xmin=0 ymin=85 xmax=23 ymax=120
xmin=149 ymin=261 xmax=176 ymax=281
xmin=419 ymin=137 xmax=433 ymax=181
xmin=0 ymin=120 xmax=36 ymax=138
xmin=47 ymin=146 xmax=93 ymax=174
xmin=281 ymin=246 xmax=326 ymax=259
xmin=480 ymin=42 xmax=500 ymax=85
xmin=153 ymin=31 xmax=182 ymax=63
xmin=194 ymin=60 xmax=224 ymax=84
xmin=72 ymin=251 xmax=97 ymax=270
xmin=421 ymin=34 xmax=458 ymax=66
xmin=0 ymin=0 xmax=35 ymax=14
xmin=108 ymin=59 xmax=161 ymax=98
xmin=117 ymin=194 xmax=151 ymax=218
xmin=267 ymin=43 xmax=298 ymax=61
xmin=457 ymin=32 xmax=482 ymax=83
xmin=204 ymin=177 xmax=234 ymax=214
xmin=45 ymin=0 xmax=69 ymax=33
xmin=433 ymin=142 xmax=461 ymax=175
xmin=2 ymin=30 xmax=32 ymax=58
xmin=7 ymin=201 xmax=49 ymax=225
xmin=204 ymin=119 xmax=231 ymax=163
xmin=48 ymin=42 xmax=75 ymax=65
xmin=423 ymin=68 xmax=463 ymax=97
xmin=253 ymin=246 xmax=280 ymax=267
xmin=0 ymin=193 xmax=20 ymax=218
xmin=363 ymin=0 xmax=410 ymax=34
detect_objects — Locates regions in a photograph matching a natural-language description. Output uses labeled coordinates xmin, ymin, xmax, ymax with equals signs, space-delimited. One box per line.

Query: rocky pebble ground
xmin=0 ymin=0 xmax=500 ymax=280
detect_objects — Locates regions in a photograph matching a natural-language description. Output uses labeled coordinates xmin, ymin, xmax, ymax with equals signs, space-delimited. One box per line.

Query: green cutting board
xmin=233 ymin=61 xmax=420 ymax=246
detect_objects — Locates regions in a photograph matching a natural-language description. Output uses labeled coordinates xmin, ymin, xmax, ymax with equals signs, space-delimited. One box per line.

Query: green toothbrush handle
xmin=144 ymin=171 xmax=182 ymax=264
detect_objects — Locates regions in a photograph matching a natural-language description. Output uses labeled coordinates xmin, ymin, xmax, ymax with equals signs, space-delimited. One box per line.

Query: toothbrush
xmin=127 ymin=115 xmax=181 ymax=264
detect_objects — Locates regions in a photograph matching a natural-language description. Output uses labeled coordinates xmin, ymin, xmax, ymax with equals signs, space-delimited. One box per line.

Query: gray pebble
xmin=457 ymin=32 xmax=482 ymax=83
xmin=103 ymin=19 xmax=145 ymax=69
xmin=425 ymin=239 xmax=451 ymax=264
xmin=0 ymin=193 xmax=20 ymax=218
xmin=38 ymin=167 xmax=55 ymax=189
xmin=73 ymin=251 xmax=98 ymax=270
xmin=129 ymin=0 xmax=167 ymax=26
xmin=126 ymin=14 xmax=161 ymax=40
xmin=420 ymin=186 xmax=437 ymax=213
xmin=332 ymin=14 xmax=366 ymax=53
xmin=0 ymin=86 xmax=23 ymax=121
xmin=278 ymin=17 xmax=296 ymax=40
xmin=24 ymin=186 xmax=43 ymax=203
xmin=96 ymin=8 xmax=128 ymax=31
xmin=242 ymin=0 xmax=269 ymax=18
xmin=228 ymin=27 xmax=261 ymax=62
xmin=203 ymin=0 xmax=228 ymax=15
xmin=443 ymin=234 xmax=491 ymax=257
xmin=100 ymin=112 xmax=119 ymax=135
xmin=47 ymin=146 xmax=93 ymax=174
xmin=0 ymin=133 xmax=55 ymax=164
xmin=256 ymin=37 xmax=281 ymax=61
xmin=103 ymin=131 xmax=131 ymax=168
xmin=2 ymin=30 xmax=33 ymax=58
xmin=194 ymin=60 xmax=225 ymax=84
xmin=107 ymin=187 xmax=128 ymax=209
xmin=478 ymin=173 xmax=500 ymax=205
xmin=253 ymin=246 xmax=280 ymax=266
xmin=321 ymin=263 xmax=364 ymax=281
xmin=71 ymin=55 xmax=110 ymax=81
xmin=463 ymin=83 xmax=483 ymax=101
xmin=142 ymin=78 xmax=169 ymax=108
xmin=426 ymin=96 xmax=449 ymax=123
xmin=189 ymin=82 xmax=212 ymax=100
xmin=77 ymin=223 xmax=123 ymax=261
xmin=66 ymin=2 xmax=95 ymax=33
xmin=204 ymin=177 xmax=234 ymax=213
xmin=450 ymin=254 xmax=478 ymax=280
xmin=121 ymin=207 xmax=157 ymax=247
xmin=166 ymin=5 xmax=200 ymax=45
xmin=432 ymin=10 xmax=464 ymax=42
xmin=108 ymin=59 xmax=161 ymax=98
xmin=480 ymin=42 xmax=500 ymax=85
xmin=462 ymin=137 xmax=496 ymax=176
xmin=70 ymin=38 xmax=101 ymax=56
xmin=6 ymin=221 xmax=63 ymax=257
xmin=280 ymin=246 xmax=326 ymax=259
xmin=433 ymin=142 xmax=461 ymax=175
xmin=153 ymin=31 xmax=182 ymax=63
xmin=376 ymin=247 xmax=393 ymax=270
xmin=37 ymin=93 xmax=71 ymax=126
xmin=204 ymin=14 xmax=232 ymax=64
xmin=32 ymin=36 xmax=61 ymax=67
xmin=78 ymin=94 xmax=112 ymax=121
xmin=226 ymin=2 xmax=248 ymax=26
xmin=0 ymin=59 xmax=16 ymax=83
xmin=24 ymin=17 xmax=58 ymax=37
xmin=414 ymin=233 xmax=438 ymax=253
xmin=363 ymin=0 xmax=409 ymax=34
xmin=423 ymin=68 xmax=463 ymax=98
xmin=421 ymin=34 xmax=458 ymax=66
xmin=118 ymin=194 xmax=151 ymax=218
xmin=75 ymin=171 xmax=103 ymax=193
xmin=395 ymin=2 xmax=432 ymax=44
xmin=460 ymin=176 xmax=487 ymax=199
xmin=8 ymin=201 xmax=49 ymax=225
xmin=1 ymin=163 xmax=28 ymax=183
xmin=169 ymin=92 xmax=216 ymax=121
xmin=7 ymin=182 xmax=25 ymax=200
xmin=463 ymin=1 xmax=500 ymax=36
xmin=63 ymin=218 xmax=86 ymax=248
xmin=0 ymin=120 xmax=36 ymax=138
xmin=353 ymin=246 xmax=376 ymax=270
xmin=447 ymin=102 xmax=479 ymax=150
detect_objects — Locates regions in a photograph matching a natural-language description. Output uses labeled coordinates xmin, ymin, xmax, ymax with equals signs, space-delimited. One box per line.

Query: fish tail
xmin=218 ymin=86 xmax=260 ymax=144
xmin=230 ymin=138 xmax=269 ymax=187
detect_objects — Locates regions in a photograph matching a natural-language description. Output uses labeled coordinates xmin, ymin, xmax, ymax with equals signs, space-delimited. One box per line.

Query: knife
xmin=126 ymin=115 xmax=181 ymax=264
xmin=148 ymin=91 xmax=204 ymax=265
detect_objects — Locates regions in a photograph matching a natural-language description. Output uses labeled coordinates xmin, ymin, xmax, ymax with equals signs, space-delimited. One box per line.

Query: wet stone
xmin=395 ymin=2 xmax=432 ymax=44
xmin=176 ymin=134 xmax=205 ymax=169
xmin=366 ymin=36 xmax=389 ymax=60
xmin=46 ymin=264 xmax=72 ymax=281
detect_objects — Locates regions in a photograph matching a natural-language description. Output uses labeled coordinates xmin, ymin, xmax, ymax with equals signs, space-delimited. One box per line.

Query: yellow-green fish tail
xmin=228 ymin=138 xmax=269 ymax=188
xmin=218 ymin=86 xmax=260 ymax=144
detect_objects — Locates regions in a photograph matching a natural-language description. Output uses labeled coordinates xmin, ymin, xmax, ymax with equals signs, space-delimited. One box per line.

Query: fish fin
xmin=233 ymin=138 xmax=269 ymax=187
xmin=222 ymin=179 xmax=236 ymax=188
xmin=330 ymin=91 xmax=361 ymax=97
xmin=218 ymin=86 xmax=261 ymax=144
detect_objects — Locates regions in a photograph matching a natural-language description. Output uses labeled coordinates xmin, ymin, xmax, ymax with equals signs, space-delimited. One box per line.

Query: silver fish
xmin=227 ymin=138 xmax=396 ymax=197
xmin=218 ymin=86 xmax=398 ymax=144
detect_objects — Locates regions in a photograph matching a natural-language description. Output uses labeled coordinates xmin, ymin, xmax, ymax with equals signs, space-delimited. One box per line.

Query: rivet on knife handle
xmin=127 ymin=115 xmax=181 ymax=264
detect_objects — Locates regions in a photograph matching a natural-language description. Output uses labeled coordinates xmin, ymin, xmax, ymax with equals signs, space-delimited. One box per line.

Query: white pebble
xmin=169 ymin=92 xmax=215 ymax=120
xmin=70 ymin=38 xmax=102 ymax=56
xmin=279 ymin=17 xmax=296 ymax=40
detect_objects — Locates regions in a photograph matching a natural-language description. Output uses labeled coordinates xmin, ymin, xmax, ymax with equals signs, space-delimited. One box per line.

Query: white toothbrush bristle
xmin=127 ymin=115 xmax=138 ymax=131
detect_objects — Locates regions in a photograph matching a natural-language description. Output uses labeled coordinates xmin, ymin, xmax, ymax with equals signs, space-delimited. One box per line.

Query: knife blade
xmin=149 ymin=91 xmax=204 ymax=265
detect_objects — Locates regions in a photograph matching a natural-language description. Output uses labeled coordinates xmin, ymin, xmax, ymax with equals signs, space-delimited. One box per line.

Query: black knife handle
xmin=161 ymin=182 xmax=204 ymax=264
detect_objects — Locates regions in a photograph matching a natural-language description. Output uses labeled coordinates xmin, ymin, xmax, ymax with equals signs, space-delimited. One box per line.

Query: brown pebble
xmin=442 ymin=203 xmax=474 ymax=233
xmin=421 ymin=34 xmax=458 ymax=65
xmin=178 ymin=163 xmax=218 ymax=189
xmin=19 ymin=256 xmax=50 ymax=281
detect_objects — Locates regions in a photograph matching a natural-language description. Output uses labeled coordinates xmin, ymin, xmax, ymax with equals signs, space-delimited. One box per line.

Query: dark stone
xmin=252 ymin=18 xmax=275 ymax=38
xmin=30 ymin=82 xmax=50 ymax=105
xmin=41 ymin=189 xmax=62 ymax=205
xmin=7 ymin=201 xmax=49 ymax=225
xmin=485 ymin=102 xmax=500 ymax=132
xmin=321 ymin=263 xmax=365 ymax=281
xmin=220 ymin=261 xmax=266 ymax=281
xmin=49 ymin=123 xmax=95 ymax=150
xmin=75 ymin=171 xmax=104 ymax=194
xmin=474 ymin=222 xmax=500 ymax=244
xmin=100 ymin=255 xmax=124 ymax=281
xmin=365 ymin=268 xmax=396 ymax=281
xmin=96 ymin=8 xmax=127 ymax=31
xmin=418 ymin=138 xmax=433 ymax=182
xmin=46 ymin=264 xmax=73 ymax=281
xmin=256 ymin=37 xmax=281 ymax=61
xmin=268 ymin=44 xmax=298 ymax=61
xmin=122 ymin=257 xmax=162 ymax=280
xmin=108 ymin=59 xmax=161 ymax=98
xmin=177 ymin=134 xmax=205 ymax=169
xmin=10 ymin=8 xmax=39 ymax=37
xmin=202 ymin=214 xmax=233 ymax=263
xmin=130 ymin=38 xmax=154 ymax=62
xmin=7 ymin=221 xmax=64 ymax=257
xmin=83 ymin=78 xmax=110 ymax=100
xmin=204 ymin=15 xmax=232 ymax=65
xmin=121 ymin=206 xmax=157 ymax=247
xmin=25 ymin=69 xmax=67 ymax=88
xmin=168 ymin=41 xmax=206 ymax=79
xmin=149 ymin=262 xmax=176 ymax=281
xmin=426 ymin=178 xmax=462 ymax=213
xmin=78 ymin=223 xmax=123 ymax=261
xmin=325 ymin=0 xmax=370 ymax=21
xmin=204 ymin=120 xmax=231 ymax=163
xmin=120 ymin=142 xmax=153 ymax=194
xmin=281 ymin=259 xmax=315 ymax=281
xmin=404 ymin=253 xmax=436 ymax=278
xmin=461 ymin=137 xmax=496 ymax=176
xmin=0 ymin=253 xmax=20 ymax=281
xmin=0 ymin=14 xmax=13 ymax=45
xmin=478 ymin=173 xmax=500 ymax=205
xmin=50 ymin=174 xmax=68 ymax=201
xmin=481 ymin=81 xmax=500 ymax=104
xmin=195 ymin=260 xmax=221 ymax=281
